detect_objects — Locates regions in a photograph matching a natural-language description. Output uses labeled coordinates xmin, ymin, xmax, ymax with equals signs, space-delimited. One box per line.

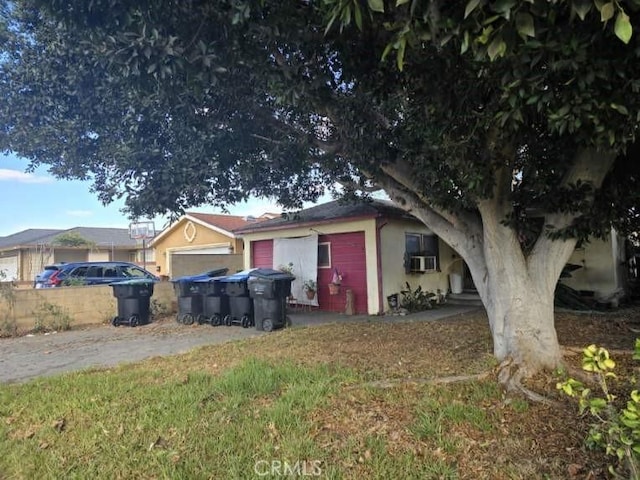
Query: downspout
xmin=376 ymin=218 xmax=388 ymax=315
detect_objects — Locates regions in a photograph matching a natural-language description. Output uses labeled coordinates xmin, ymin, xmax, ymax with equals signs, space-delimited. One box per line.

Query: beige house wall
xmin=379 ymin=220 xmax=454 ymax=309
xmin=0 ymin=281 xmax=175 ymax=332
xmin=153 ymin=219 xmax=243 ymax=278
xmin=563 ymin=230 xmax=624 ymax=299
xmin=241 ymin=219 xmax=382 ymax=314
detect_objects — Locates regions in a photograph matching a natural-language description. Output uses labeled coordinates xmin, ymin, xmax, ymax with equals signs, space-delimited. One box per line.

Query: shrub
xmin=557 ymin=341 xmax=640 ymax=479
xmin=400 ymin=282 xmax=436 ymax=313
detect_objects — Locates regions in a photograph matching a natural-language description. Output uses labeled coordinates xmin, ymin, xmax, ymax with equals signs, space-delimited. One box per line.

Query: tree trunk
xmin=381 ymin=149 xmax=616 ymax=381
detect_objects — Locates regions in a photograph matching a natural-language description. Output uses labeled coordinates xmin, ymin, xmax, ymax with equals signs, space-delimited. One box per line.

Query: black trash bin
xmin=248 ymin=268 xmax=295 ymax=332
xmin=111 ymin=279 xmax=155 ymax=327
xmin=194 ymin=276 xmax=229 ymax=326
xmin=218 ymin=271 xmax=254 ymax=328
xmin=172 ymin=268 xmax=228 ymax=325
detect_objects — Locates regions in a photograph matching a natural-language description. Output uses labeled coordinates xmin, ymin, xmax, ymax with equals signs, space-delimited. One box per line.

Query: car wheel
xmin=196 ymin=314 xmax=206 ymax=325
xmin=112 ymin=317 xmax=120 ymax=327
xmin=211 ymin=315 xmax=221 ymax=326
xmin=263 ymin=318 xmax=274 ymax=332
xmin=241 ymin=316 xmax=249 ymax=328
xmin=224 ymin=315 xmax=232 ymax=326
xmin=129 ymin=315 xmax=139 ymax=327
xmin=182 ymin=314 xmax=194 ymax=325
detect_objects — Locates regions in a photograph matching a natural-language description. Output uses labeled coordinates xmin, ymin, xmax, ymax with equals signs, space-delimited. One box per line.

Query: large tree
xmin=2 ymin=0 xmax=640 ymax=386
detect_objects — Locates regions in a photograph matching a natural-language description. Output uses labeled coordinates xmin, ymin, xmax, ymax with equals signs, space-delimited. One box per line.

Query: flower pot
xmin=328 ymin=283 xmax=340 ymax=295
xmin=449 ymin=273 xmax=463 ymax=294
xmin=305 ymin=289 xmax=316 ymax=300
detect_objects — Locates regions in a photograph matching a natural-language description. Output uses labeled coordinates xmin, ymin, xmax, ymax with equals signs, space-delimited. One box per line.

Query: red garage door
xmin=251 ymin=240 xmax=273 ymax=268
xmin=317 ymin=232 xmax=367 ymax=314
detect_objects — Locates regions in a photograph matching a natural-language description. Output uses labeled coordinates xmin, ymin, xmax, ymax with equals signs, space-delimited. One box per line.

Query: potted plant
xmin=329 ymin=268 xmax=343 ymax=295
xmin=278 ymin=262 xmax=294 ymax=275
xmin=303 ymin=279 xmax=317 ymax=299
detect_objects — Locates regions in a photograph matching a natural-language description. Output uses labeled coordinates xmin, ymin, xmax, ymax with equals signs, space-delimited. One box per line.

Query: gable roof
xmin=0 ymin=229 xmax=63 ymax=249
xmin=0 ymin=227 xmax=138 ymax=249
xmin=234 ymin=199 xmax=417 ymax=234
xmin=149 ymin=212 xmax=253 ymax=246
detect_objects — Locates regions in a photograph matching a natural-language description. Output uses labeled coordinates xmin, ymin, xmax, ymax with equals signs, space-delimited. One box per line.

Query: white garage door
xmin=172 ymin=247 xmax=232 ymax=254
xmin=0 ymin=255 xmax=18 ymax=281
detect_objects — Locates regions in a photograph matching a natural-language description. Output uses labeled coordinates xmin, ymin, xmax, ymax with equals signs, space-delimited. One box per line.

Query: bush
xmin=400 ymin=282 xmax=436 ymax=313
xmin=557 ymin=341 xmax=640 ymax=479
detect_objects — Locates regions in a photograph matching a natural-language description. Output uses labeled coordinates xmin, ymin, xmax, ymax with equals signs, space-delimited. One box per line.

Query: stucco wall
xmin=153 ymin=219 xmax=243 ymax=277
xmin=379 ymin=219 xmax=454 ymax=311
xmin=563 ymin=232 xmax=623 ymax=299
xmin=0 ymin=281 xmax=175 ymax=332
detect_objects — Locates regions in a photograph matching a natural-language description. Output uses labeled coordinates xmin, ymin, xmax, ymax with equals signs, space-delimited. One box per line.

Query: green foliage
xmin=557 ymin=341 xmax=640 ymax=478
xmin=399 ymin=282 xmax=436 ymax=312
xmin=150 ymin=298 xmax=169 ymax=317
xmin=51 ymin=232 xmax=95 ymax=248
xmin=32 ymin=302 xmax=73 ymax=333
xmin=60 ymin=277 xmax=86 ymax=287
xmin=0 ymin=270 xmax=17 ymax=337
xmin=303 ymin=279 xmax=317 ymax=292
xmin=2 ymin=0 xmax=639 ymax=240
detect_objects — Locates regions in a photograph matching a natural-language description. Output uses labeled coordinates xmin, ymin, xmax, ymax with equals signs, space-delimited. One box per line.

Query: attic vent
xmin=244 ymin=215 xmax=257 ymax=222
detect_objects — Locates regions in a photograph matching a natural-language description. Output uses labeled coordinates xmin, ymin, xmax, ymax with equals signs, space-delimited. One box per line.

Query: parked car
xmin=34 ymin=262 xmax=159 ymax=288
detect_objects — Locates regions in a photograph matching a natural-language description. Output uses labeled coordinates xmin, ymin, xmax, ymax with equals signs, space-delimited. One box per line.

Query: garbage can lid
xmin=248 ymin=268 xmax=295 ymax=280
xmin=192 ymin=275 xmax=227 ymax=284
xmin=217 ymin=268 xmax=256 ymax=282
xmin=171 ymin=268 xmax=228 ymax=283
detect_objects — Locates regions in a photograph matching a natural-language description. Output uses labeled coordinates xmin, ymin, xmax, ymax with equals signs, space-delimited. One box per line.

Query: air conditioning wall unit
xmin=410 ymin=255 xmax=437 ymax=272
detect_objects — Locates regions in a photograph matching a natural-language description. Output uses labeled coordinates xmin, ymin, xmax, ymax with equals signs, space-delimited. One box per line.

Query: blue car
xmin=34 ymin=261 xmax=159 ymax=288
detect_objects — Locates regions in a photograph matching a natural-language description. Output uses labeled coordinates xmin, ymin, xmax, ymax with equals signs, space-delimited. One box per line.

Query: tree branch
xmin=528 ymin=148 xmax=616 ymax=289
xmin=376 ymin=160 xmax=483 ymax=262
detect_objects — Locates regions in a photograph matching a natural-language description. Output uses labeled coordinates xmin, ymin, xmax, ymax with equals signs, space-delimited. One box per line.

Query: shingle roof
xmin=0 ymin=227 xmax=137 ymax=249
xmin=0 ymin=229 xmax=64 ymax=248
xmin=234 ymin=199 xmax=416 ymax=234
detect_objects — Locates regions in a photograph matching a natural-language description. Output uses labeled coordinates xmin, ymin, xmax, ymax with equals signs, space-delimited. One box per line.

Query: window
xmin=405 ymin=233 xmax=439 ymax=272
xmin=318 ymin=243 xmax=331 ymax=268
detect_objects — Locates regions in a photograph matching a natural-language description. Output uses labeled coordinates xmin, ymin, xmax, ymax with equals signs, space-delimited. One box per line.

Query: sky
xmin=0 ymin=152 xmax=295 ymax=238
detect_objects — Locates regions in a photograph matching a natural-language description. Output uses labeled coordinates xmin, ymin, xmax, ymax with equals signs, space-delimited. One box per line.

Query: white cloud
xmin=0 ymin=169 xmax=53 ymax=184
xmin=66 ymin=210 xmax=94 ymax=218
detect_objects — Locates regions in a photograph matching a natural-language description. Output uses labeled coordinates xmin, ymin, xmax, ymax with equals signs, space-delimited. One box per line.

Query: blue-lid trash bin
xmin=194 ymin=276 xmax=229 ymax=326
xmin=171 ymin=268 xmax=228 ymax=325
xmin=217 ymin=270 xmax=254 ymax=328
xmin=111 ymin=279 xmax=155 ymax=327
xmin=248 ymin=268 xmax=295 ymax=332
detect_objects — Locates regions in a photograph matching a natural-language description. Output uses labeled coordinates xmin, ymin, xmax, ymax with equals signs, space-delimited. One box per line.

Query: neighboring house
xmin=0 ymin=227 xmax=151 ymax=285
xmin=150 ymin=212 xmax=270 ymax=278
xmin=234 ymin=199 xmax=458 ymax=315
xmin=561 ymin=227 xmax=630 ymax=301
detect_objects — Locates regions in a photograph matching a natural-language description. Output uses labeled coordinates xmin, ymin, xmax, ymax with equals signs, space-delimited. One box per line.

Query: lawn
xmin=0 ymin=309 xmax=637 ymax=479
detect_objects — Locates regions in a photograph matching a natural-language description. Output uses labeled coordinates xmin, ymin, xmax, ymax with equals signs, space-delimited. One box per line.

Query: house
xmin=150 ymin=212 xmax=270 ymax=278
xmin=235 ymin=199 xmax=635 ymax=315
xmin=0 ymin=227 xmax=151 ymax=286
xmin=234 ymin=199 xmax=458 ymax=315
xmin=560 ymin=228 xmax=630 ymax=303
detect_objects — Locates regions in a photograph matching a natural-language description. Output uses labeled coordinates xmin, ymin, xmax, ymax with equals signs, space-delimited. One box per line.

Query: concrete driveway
xmin=0 ymin=305 xmax=478 ymax=384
